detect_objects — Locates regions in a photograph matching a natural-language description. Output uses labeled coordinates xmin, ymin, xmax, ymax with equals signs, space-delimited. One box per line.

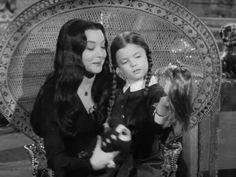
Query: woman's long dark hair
xmin=32 ymin=19 xmax=112 ymax=136
xmin=106 ymin=32 xmax=153 ymax=127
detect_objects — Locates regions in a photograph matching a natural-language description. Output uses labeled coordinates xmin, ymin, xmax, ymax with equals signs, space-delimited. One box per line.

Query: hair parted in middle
xmin=32 ymin=19 xmax=112 ymax=136
xmin=106 ymin=31 xmax=154 ymax=123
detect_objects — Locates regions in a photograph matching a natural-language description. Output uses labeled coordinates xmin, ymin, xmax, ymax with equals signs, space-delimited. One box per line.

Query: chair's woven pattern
xmin=0 ymin=0 xmax=221 ymax=141
xmin=0 ymin=0 xmax=222 ymax=176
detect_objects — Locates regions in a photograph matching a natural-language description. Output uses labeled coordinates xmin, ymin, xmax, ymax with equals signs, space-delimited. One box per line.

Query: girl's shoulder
xmin=148 ymin=83 xmax=165 ymax=97
xmin=147 ymin=83 xmax=166 ymax=107
xmin=148 ymin=76 xmax=164 ymax=93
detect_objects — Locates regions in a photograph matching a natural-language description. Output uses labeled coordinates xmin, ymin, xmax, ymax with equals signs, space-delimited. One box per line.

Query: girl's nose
xmin=130 ymin=58 xmax=136 ymax=67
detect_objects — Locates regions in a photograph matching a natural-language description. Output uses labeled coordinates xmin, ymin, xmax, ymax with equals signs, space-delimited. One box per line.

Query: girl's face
xmin=82 ymin=29 xmax=106 ymax=74
xmin=116 ymin=44 xmax=148 ymax=84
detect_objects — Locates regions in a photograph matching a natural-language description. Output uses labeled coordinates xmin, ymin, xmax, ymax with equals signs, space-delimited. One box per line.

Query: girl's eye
xmin=135 ymin=55 xmax=141 ymax=58
xmin=121 ymin=60 xmax=128 ymax=64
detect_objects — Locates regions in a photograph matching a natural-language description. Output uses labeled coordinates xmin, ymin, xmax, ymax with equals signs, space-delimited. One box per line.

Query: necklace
xmin=79 ymin=87 xmax=90 ymax=97
xmin=79 ymin=76 xmax=94 ymax=97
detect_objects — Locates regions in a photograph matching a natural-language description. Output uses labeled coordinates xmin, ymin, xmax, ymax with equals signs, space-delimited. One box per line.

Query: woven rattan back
xmin=0 ymin=0 xmax=221 ymax=141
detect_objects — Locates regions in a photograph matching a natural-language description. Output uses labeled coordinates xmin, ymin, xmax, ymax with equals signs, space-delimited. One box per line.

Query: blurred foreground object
xmin=220 ymin=23 xmax=236 ymax=78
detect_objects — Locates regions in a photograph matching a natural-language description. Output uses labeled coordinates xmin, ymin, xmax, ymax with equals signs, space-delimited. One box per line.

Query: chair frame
xmin=0 ymin=0 xmax=222 ymax=176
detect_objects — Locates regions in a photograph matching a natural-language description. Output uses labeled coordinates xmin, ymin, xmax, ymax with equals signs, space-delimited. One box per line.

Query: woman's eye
xmin=87 ymin=46 xmax=94 ymax=50
xmin=86 ymin=43 xmax=95 ymax=50
xmin=135 ymin=55 xmax=141 ymax=58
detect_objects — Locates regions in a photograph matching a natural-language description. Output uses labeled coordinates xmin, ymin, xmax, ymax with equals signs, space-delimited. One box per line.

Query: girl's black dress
xmin=107 ymin=82 xmax=171 ymax=177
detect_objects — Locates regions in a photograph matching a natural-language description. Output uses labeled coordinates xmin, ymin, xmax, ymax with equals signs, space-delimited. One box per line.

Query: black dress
xmin=108 ymin=83 xmax=171 ymax=177
xmin=31 ymin=78 xmax=105 ymax=177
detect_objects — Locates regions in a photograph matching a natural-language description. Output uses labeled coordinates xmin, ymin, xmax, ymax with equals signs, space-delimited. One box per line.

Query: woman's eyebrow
xmin=87 ymin=41 xmax=95 ymax=44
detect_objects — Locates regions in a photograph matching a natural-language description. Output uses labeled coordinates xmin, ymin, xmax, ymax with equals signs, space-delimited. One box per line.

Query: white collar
xmin=123 ymin=76 xmax=157 ymax=93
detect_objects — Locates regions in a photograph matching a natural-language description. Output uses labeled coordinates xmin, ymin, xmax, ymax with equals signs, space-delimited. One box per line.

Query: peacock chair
xmin=0 ymin=0 xmax=221 ymax=176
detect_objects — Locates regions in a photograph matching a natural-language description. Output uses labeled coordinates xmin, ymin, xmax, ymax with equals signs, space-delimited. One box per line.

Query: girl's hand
xmin=154 ymin=96 xmax=172 ymax=126
xmin=156 ymin=96 xmax=169 ymax=116
xmin=90 ymin=136 xmax=119 ymax=170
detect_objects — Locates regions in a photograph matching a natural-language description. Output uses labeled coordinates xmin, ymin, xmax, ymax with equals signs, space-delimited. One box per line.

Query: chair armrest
xmin=161 ymin=141 xmax=183 ymax=177
xmin=24 ymin=143 xmax=54 ymax=177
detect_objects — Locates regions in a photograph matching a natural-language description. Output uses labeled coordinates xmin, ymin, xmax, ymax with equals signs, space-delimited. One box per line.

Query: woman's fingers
xmin=107 ymin=160 xmax=116 ymax=168
xmin=90 ymin=136 xmax=120 ymax=170
xmin=109 ymin=151 xmax=120 ymax=159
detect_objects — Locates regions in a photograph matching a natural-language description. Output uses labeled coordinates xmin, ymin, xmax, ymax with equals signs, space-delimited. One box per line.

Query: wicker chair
xmin=0 ymin=0 xmax=221 ymax=176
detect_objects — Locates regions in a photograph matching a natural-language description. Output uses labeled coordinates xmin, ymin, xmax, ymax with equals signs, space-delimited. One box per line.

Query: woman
xmin=30 ymin=19 xmax=118 ymax=177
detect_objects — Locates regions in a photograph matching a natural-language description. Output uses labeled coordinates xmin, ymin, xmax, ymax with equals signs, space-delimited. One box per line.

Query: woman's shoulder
xmin=39 ymin=75 xmax=55 ymax=101
xmin=30 ymin=75 xmax=57 ymax=137
xmin=31 ymin=75 xmax=55 ymax=117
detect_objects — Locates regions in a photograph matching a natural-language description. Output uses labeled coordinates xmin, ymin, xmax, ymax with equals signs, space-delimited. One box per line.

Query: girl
xmin=102 ymin=31 xmax=171 ymax=177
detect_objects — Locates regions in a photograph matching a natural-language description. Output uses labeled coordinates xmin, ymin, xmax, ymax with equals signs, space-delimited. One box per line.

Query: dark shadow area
xmin=218 ymin=169 xmax=236 ymax=177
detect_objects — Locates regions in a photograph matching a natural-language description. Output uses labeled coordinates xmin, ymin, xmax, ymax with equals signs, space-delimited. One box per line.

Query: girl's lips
xmin=133 ymin=69 xmax=141 ymax=74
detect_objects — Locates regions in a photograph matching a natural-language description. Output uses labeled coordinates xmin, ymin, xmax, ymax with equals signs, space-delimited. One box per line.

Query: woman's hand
xmin=90 ymin=136 xmax=119 ymax=170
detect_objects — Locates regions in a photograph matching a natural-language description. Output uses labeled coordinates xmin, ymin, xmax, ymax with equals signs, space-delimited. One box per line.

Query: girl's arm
xmin=153 ymin=96 xmax=170 ymax=125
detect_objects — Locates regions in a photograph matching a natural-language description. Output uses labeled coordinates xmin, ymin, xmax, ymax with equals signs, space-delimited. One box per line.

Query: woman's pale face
xmin=82 ymin=29 xmax=106 ymax=74
xmin=116 ymin=43 xmax=148 ymax=84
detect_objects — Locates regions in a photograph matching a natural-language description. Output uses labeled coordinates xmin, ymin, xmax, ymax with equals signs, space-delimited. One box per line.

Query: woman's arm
xmin=43 ymin=130 xmax=93 ymax=177
xmin=32 ymin=83 xmax=93 ymax=177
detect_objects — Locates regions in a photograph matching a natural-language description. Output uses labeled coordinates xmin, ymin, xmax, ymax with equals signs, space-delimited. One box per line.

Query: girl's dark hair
xmin=106 ymin=32 xmax=153 ymax=126
xmin=33 ymin=19 xmax=112 ymax=136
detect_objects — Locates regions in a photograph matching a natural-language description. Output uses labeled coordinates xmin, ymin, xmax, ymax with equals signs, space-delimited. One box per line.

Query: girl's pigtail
xmin=144 ymin=50 xmax=153 ymax=95
xmin=105 ymin=68 xmax=117 ymax=128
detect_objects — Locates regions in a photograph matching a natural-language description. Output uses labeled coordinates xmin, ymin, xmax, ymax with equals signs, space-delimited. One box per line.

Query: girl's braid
xmin=105 ymin=68 xmax=117 ymax=124
xmin=144 ymin=50 xmax=153 ymax=95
